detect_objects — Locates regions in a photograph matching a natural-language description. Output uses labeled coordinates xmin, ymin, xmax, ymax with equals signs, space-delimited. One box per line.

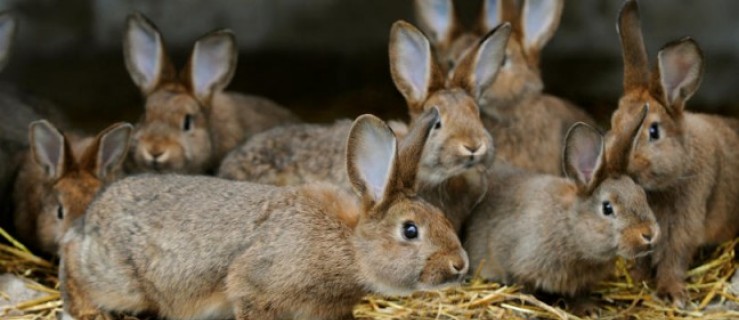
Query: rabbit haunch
xmin=61 ymin=111 xmax=467 ymax=320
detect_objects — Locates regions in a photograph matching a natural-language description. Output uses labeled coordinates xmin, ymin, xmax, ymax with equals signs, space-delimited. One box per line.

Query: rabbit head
xmin=389 ymin=20 xmax=508 ymax=184
xmin=564 ymin=106 xmax=658 ymax=261
xmin=124 ymin=12 xmax=237 ymax=173
xmin=611 ymin=0 xmax=703 ymax=191
xmin=347 ymin=108 xmax=468 ymax=295
xmin=22 ymin=121 xmax=131 ymax=253
xmin=414 ymin=0 xmax=563 ymax=109
xmin=0 ymin=12 xmax=16 ymax=73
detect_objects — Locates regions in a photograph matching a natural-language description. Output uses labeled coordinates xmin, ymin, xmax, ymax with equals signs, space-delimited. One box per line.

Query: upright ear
xmin=617 ymin=0 xmax=650 ymax=92
xmin=413 ymin=0 xmax=457 ymax=45
xmin=0 ymin=12 xmax=17 ymax=73
xmin=450 ymin=23 xmax=511 ymax=99
xmin=185 ymin=29 xmax=237 ymax=104
xmin=521 ymin=0 xmax=563 ymax=57
xmin=347 ymin=115 xmax=398 ymax=210
xmin=397 ymin=106 xmax=439 ymax=190
xmin=563 ymin=123 xmax=605 ymax=190
xmin=654 ymin=38 xmax=703 ymax=112
xmin=607 ymin=104 xmax=648 ymax=173
xmin=478 ymin=0 xmax=519 ymax=33
xmin=84 ymin=123 xmax=133 ymax=179
xmin=30 ymin=120 xmax=67 ymax=180
xmin=389 ymin=20 xmax=442 ymax=113
xmin=123 ymin=12 xmax=175 ymax=94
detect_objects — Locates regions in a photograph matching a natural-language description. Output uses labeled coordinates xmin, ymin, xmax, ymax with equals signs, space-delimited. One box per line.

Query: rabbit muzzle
xmin=419 ymin=247 xmax=469 ymax=288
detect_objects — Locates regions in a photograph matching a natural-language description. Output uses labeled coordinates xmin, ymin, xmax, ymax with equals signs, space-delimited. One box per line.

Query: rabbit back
xmin=218 ymin=120 xmax=351 ymax=187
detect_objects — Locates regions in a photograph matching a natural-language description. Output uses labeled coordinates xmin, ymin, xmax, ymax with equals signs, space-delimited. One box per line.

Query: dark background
xmin=3 ymin=0 xmax=739 ymax=132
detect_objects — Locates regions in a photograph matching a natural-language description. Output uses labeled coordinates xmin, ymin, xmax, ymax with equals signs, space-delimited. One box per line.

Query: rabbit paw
xmin=657 ymin=282 xmax=688 ymax=309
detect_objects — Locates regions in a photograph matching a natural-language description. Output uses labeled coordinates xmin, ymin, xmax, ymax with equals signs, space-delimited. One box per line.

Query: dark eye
xmin=402 ymin=221 xmax=419 ymax=240
xmin=648 ymin=122 xmax=660 ymax=141
xmin=602 ymin=201 xmax=614 ymax=216
xmin=183 ymin=114 xmax=193 ymax=131
xmin=434 ymin=119 xmax=442 ymax=130
xmin=57 ymin=205 xmax=64 ymax=220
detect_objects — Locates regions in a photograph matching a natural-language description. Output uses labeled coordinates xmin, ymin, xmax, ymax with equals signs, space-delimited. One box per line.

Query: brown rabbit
xmin=611 ymin=0 xmax=739 ymax=307
xmin=124 ymin=12 xmax=298 ymax=174
xmin=218 ymin=21 xmax=509 ymax=232
xmin=61 ymin=110 xmax=467 ymax=320
xmin=465 ymin=107 xmax=658 ymax=310
xmin=13 ymin=121 xmax=132 ymax=255
xmin=414 ymin=0 xmax=594 ymax=174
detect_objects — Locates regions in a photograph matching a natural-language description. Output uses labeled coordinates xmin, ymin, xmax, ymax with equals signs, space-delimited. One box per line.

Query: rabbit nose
xmin=459 ymin=143 xmax=486 ymax=158
xmin=449 ymin=251 xmax=469 ymax=275
xmin=641 ymin=227 xmax=658 ymax=245
xmin=464 ymin=144 xmax=481 ymax=154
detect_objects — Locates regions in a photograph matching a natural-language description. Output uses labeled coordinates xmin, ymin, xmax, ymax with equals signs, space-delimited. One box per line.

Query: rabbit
xmin=465 ymin=106 xmax=659 ymax=312
xmin=414 ymin=0 xmax=595 ymax=175
xmin=218 ymin=21 xmax=509 ymax=232
xmin=12 ymin=121 xmax=132 ymax=255
xmin=60 ymin=109 xmax=468 ymax=320
xmin=610 ymin=0 xmax=739 ymax=307
xmin=123 ymin=12 xmax=299 ymax=174
xmin=0 ymin=12 xmax=67 ymax=226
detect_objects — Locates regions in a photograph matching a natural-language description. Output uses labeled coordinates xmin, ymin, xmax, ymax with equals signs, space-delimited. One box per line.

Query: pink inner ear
xmin=577 ymin=157 xmax=594 ymax=183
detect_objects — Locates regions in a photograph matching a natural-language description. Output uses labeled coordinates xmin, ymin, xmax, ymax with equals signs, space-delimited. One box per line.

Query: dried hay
xmin=0 ymin=227 xmax=736 ymax=319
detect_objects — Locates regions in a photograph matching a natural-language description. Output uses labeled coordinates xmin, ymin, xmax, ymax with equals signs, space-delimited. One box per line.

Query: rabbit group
xmin=0 ymin=0 xmax=735 ymax=319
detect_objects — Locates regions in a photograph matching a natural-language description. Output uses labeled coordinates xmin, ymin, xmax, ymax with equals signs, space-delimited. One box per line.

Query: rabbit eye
xmin=648 ymin=122 xmax=660 ymax=141
xmin=402 ymin=221 xmax=419 ymax=240
xmin=601 ymin=201 xmax=614 ymax=216
xmin=183 ymin=114 xmax=194 ymax=132
xmin=57 ymin=205 xmax=64 ymax=220
xmin=434 ymin=119 xmax=442 ymax=130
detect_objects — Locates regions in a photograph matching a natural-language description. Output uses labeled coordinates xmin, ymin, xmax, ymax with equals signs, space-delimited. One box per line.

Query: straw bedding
xmin=1 ymin=228 xmax=736 ymax=320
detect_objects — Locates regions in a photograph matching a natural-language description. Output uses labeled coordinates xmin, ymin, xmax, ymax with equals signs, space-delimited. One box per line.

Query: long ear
xmin=397 ymin=106 xmax=439 ymax=190
xmin=617 ymin=0 xmax=650 ymax=92
xmin=82 ymin=123 xmax=133 ymax=179
xmin=520 ymin=0 xmax=563 ymax=59
xmin=184 ymin=29 xmax=237 ymax=104
xmin=347 ymin=115 xmax=398 ymax=210
xmin=30 ymin=120 xmax=67 ymax=180
xmin=389 ymin=20 xmax=443 ymax=113
xmin=607 ymin=104 xmax=648 ymax=173
xmin=0 ymin=12 xmax=17 ymax=73
xmin=563 ymin=123 xmax=605 ymax=191
xmin=653 ymin=38 xmax=703 ymax=113
xmin=123 ymin=12 xmax=175 ymax=94
xmin=450 ymin=23 xmax=511 ymax=99
xmin=413 ymin=0 xmax=458 ymax=45
xmin=478 ymin=0 xmax=519 ymax=33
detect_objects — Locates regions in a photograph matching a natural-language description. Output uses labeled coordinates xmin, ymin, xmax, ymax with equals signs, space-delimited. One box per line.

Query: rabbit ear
xmin=607 ymin=104 xmax=648 ymax=173
xmin=479 ymin=0 xmax=518 ymax=33
xmin=653 ymin=38 xmax=703 ymax=113
xmin=617 ymin=0 xmax=650 ymax=92
xmin=30 ymin=120 xmax=68 ymax=180
xmin=389 ymin=20 xmax=443 ymax=113
xmin=0 ymin=12 xmax=17 ymax=73
xmin=563 ymin=123 xmax=605 ymax=190
xmin=185 ymin=29 xmax=237 ymax=104
xmin=450 ymin=23 xmax=511 ymax=99
xmin=347 ymin=115 xmax=398 ymax=210
xmin=124 ymin=12 xmax=175 ymax=94
xmin=413 ymin=0 xmax=458 ymax=45
xmin=81 ymin=123 xmax=133 ymax=179
xmin=520 ymin=0 xmax=563 ymax=58
xmin=396 ymin=106 xmax=439 ymax=189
